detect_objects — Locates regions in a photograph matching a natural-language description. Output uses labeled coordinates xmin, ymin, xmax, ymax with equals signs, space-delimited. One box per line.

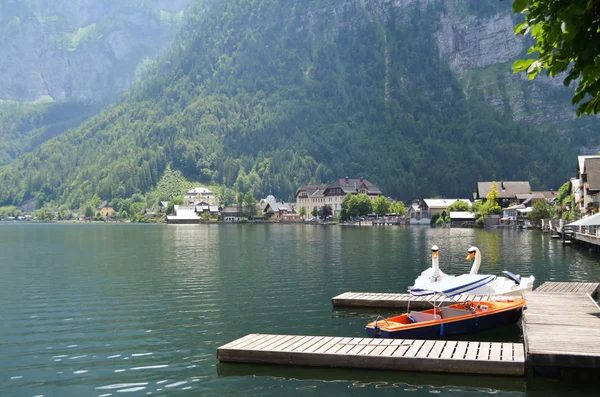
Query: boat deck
xmin=522 ymin=291 xmax=600 ymax=371
xmin=217 ymin=333 xmax=524 ymax=376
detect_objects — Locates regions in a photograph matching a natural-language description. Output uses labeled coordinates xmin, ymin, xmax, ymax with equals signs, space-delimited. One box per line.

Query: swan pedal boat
xmin=413 ymin=246 xmax=535 ymax=297
xmin=366 ymin=275 xmax=526 ymax=339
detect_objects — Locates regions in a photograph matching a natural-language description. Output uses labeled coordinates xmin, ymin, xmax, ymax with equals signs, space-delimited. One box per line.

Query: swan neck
xmin=432 ymin=255 xmax=440 ymax=278
xmin=470 ymin=250 xmax=481 ymax=275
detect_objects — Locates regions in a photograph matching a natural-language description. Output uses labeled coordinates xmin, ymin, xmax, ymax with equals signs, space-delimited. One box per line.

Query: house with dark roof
xmin=581 ymin=157 xmax=600 ymax=214
xmin=220 ymin=206 xmax=242 ymax=222
xmin=295 ymin=184 xmax=328 ymax=218
xmin=98 ymin=201 xmax=115 ymax=218
xmin=295 ymin=177 xmax=382 ymax=217
xmin=476 ymin=181 xmax=531 ymax=207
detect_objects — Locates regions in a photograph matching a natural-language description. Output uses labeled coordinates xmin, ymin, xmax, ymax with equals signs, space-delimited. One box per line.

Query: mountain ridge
xmin=0 ymin=0 xmax=586 ymax=209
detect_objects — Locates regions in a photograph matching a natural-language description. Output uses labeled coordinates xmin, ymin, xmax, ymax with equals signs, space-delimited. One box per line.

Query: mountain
xmin=0 ymin=0 xmax=193 ymax=103
xmin=0 ymin=0 xmax=593 ymax=209
xmin=0 ymin=0 xmax=194 ymax=166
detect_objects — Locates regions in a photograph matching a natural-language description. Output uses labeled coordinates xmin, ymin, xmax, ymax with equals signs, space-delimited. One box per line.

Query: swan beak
xmin=432 ymin=252 xmax=438 ymax=259
xmin=466 ymin=253 xmax=475 ymax=260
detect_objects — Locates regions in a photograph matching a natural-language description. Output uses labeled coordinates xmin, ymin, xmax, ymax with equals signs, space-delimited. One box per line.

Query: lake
xmin=1 ymin=223 xmax=599 ymax=396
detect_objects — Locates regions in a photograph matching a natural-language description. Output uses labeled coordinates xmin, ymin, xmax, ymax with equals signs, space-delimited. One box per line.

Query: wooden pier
xmin=332 ymin=292 xmax=498 ymax=310
xmin=332 ymin=282 xmax=599 ymax=309
xmin=534 ymin=281 xmax=599 ymax=296
xmin=217 ymin=334 xmax=524 ymax=376
xmin=523 ymin=292 xmax=600 ymax=371
xmin=217 ymin=282 xmax=599 ymax=377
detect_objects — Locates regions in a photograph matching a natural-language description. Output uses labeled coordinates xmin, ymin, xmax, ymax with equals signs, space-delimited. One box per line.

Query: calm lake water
xmin=1 ymin=223 xmax=599 ymax=397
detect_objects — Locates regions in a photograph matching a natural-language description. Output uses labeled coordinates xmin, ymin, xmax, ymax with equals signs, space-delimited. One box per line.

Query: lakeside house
xmin=262 ymin=195 xmax=297 ymax=221
xmin=185 ymin=187 xmax=218 ymax=206
xmin=576 ymin=156 xmax=600 ymax=215
xmin=98 ymin=201 xmax=115 ymax=218
xmin=476 ymin=181 xmax=531 ymax=207
xmin=449 ymin=211 xmax=476 ymax=226
xmin=410 ymin=199 xmax=471 ymax=225
xmin=167 ymin=205 xmax=200 ymax=224
xmin=295 ymin=177 xmax=382 ymax=217
xmin=221 ymin=206 xmax=242 ymax=222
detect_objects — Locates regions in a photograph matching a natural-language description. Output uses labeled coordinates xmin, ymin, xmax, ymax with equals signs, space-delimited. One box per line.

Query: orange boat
xmin=365 ymin=296 xmax=525 ymax=339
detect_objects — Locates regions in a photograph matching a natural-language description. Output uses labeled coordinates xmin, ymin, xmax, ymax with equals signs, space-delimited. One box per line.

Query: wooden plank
xmin=242 ymin=334 xmax=279 ymax=350
xmin=440 ymin=340 xmax=457 ymax=359
xmin=465 ymin=342 xmax=479 ymax=360
xmin=415 ymin=340 xmax=436 ymax=358
xmin=477 ymin=342 xmax=491 ymax=361
xmin=501 ymin=343 xmax=513 ymax=361
xmin=280 ymin=336 xmax=316 ymax=352
xmin=262 ymin=335 xmax=297 ymax=351
xmin=253 ymin=334 xmax=289 ymax=351
xmin=390 ymin=340 xmax=414 ymax=358
xmin=453 ymin=341 xmax=468 ymax=359
xmin=401 ymin=339 xmax=425 ymax=357
xmin=489 ymin=343 xmax=502 ymax=361
xmin=314 ymin=337 xmax=344 ymax=354
xmin=271 ymin=335 xmax=305 ymax=352
xmin=296 ymin=336 xmax=326 ymax=353
xmin=219 ymin=333 xmax=259 ymax=350
xmin=427 ymin=340 xmax=446 ymax=359
xmin=347 ymin=339 xmax=369 ymax=355
xmin=514 ymin=344 xmax=525 ymax=362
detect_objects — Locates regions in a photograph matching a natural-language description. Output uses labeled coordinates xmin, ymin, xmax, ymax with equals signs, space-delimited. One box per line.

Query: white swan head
xmin=466 ymin=246 xmax=482 ymax=275
xmin=431 ymin=245 xmax=440 ymax=277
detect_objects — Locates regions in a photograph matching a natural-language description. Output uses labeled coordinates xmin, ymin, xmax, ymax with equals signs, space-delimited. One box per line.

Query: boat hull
xmin=365 ymin=303 xmax=524 ymax=339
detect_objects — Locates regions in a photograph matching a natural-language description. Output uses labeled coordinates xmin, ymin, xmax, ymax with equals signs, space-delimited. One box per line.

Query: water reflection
xmin=217 ymin=363 xmax=526 ymax=394
xmin=1 ymin=224 xmax=600 ymax=396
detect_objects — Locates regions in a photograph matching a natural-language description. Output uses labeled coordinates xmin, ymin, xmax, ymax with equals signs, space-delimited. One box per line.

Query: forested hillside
xmin=0 ymin=0 xmax=193 ymax=166
xmin=0 ymin=0 xmax=584 ymax=209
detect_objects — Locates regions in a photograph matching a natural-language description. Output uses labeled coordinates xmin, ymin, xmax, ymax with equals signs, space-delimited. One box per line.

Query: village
xmin=3 ymin=155 xmax=600 ymax=243
xmin=159 ymin=154 xmax=600 ymax=231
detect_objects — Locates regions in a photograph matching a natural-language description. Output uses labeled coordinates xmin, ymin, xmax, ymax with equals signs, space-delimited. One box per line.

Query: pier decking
xmin=534 ymin=281 xmax=599 ymax=295
xmin=217 ymin=334 xmax=524 ymax=376
xmin=523 ymin=292 xmax=600 ymax=371
xmin=332 ymin=282 xmax=599 ymax=309
xmin=332 ymin=292 xmax=498 ymax=310
xmin=217 ymin=282 xmax=600 ymax=377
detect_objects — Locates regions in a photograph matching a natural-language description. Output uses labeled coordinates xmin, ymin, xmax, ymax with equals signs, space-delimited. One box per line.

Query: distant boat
xmin=366 ymin=275 xmax=525 ymax=339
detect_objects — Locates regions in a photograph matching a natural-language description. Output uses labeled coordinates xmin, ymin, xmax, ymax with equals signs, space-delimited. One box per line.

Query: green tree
xmin=447 ymin=200 xmax=471 ymax=212
xmin=512 ymin=0 xmax=600 ymax=115
xmin=484 ymin=182 xmax=502 ymax=215
xmin=318 ymin=204 xmax=332 ymax=220
xmin=201 ymin=211 xmax=211 ymax=222
xmin=351 ymin=194 xmax=373 ymax=218
xmin=84 ymin=205 xmax=94 ymax=219
xmin=243 ymin=191 xmax=257 ymax=218
xmin=373 ymin=196 xmax=391 ymax=217
xmin=298 ymin=206 xmax=306 ymax=218
xmin=392 ymin=201 xmax=407 ymax=216
xmin=530 ymin=199 xmax=555 ymax=225
xmin=311 ymin=207 xmax=319 ymax=218
xmin=340 ymin=194 xmax=353 ymax=221
xmin=57 ymin=205 xmax=72 ymax=220
xmin=167 ymin=197 xmax=183 ymax=215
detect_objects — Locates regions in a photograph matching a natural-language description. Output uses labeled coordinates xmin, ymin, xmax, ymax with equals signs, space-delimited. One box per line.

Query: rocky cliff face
xmin=433 ymin=0 xmax=596 ymax=137
xmin=0 ymin=0 xmax=193 ymax=103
